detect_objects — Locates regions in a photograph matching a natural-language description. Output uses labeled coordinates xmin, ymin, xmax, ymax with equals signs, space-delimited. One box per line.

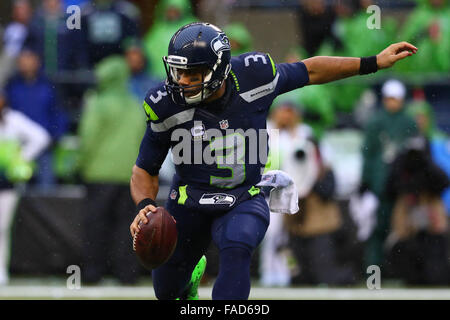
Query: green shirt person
xmin=143 ymin=0 xmax=196 ymax=80
xmin=407 ymin=97 xmax=448 ymax=141
xmin=395 ymin=0 xmax=450 ymax=73
xmin=223 ymin=23 xmax=253 ymax=56
xmin=78 ymin=56 xmax=146 ymax=183
xmin=361 ymin=79 xmax=418 ymax=267
xmin=318 ymin=1 xmax=399 ymax=113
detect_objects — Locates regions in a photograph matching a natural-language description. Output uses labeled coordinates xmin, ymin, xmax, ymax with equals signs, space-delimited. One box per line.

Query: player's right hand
xmin=376 ymin=41 xmax=418 ymax=69
xmin=130 ymin=205 xmax=158 ymax=238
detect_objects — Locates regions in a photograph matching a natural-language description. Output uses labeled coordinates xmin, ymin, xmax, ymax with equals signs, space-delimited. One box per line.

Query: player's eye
xmin=181 ymin=67 xmax=208 ymax=76
xmin=176 ymin=71 xmax=200 ymax=82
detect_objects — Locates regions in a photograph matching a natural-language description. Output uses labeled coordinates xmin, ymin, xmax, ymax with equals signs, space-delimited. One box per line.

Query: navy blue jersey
xmin=136 ymin=52 xmax=309 ymax=207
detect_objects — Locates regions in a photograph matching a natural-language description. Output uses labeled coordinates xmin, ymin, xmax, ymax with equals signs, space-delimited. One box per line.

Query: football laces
xmin=132 ymin=229 xmax=139 ymax=251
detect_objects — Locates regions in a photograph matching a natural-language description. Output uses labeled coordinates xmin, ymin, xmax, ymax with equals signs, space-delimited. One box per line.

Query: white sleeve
xmin=10 ymin=111 xmax=52 ymax=161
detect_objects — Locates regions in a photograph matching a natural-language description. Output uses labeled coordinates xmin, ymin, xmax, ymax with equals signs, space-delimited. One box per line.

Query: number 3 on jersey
xmin=210 ymin=133 xmax=246 ymax=188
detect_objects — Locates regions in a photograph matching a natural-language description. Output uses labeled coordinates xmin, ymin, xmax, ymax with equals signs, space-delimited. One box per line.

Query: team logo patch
xmin=170 ymin=189 xmax=178 ymax=200
xmin=219 ymin=119 xmax=229 ymax=130
xmin=210 ymin=33 xmax=230 ymax=56
xmin=199 ymin=193 xmax=236 ymax=207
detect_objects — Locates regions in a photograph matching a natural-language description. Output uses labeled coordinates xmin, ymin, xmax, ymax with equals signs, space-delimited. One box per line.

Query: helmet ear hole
xmin=210 ymin=79 xmax=220 ymax=90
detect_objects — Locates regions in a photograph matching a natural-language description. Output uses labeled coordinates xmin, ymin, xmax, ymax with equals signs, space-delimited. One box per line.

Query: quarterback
xmin=129 ymin=22 xmax=417 ymax=300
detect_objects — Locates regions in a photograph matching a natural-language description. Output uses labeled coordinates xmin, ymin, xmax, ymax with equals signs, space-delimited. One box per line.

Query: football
xmin=133 ymin=207 xmax=178 ymax=270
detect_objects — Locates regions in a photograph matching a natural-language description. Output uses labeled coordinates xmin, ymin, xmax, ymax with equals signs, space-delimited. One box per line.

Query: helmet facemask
xmin=163 ymin=52 xmax=229 ymax=106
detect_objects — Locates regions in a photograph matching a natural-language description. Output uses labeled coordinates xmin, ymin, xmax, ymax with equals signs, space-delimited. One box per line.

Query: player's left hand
xmin=130 ymin=204 xmax=157 ymax=238
xmin=376 ymin=42 xmax=418 ymax=69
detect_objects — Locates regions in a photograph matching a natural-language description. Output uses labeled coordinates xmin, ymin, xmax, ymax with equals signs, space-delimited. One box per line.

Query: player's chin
xmin=184 ymin=89 xmax=202 ymax=98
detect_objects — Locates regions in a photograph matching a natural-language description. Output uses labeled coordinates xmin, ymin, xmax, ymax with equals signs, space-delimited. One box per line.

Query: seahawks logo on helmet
xmin=210 ymin=33 xmax=230 ymax=56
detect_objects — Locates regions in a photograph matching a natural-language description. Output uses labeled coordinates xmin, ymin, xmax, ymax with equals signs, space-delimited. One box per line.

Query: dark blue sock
xmin=212 ymin=246 xmax=252 ymax=300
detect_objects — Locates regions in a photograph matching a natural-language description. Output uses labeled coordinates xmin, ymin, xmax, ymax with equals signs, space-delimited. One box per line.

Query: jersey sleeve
xmin=232 ymin=52 xmax=310 ymax=103
xmin=135 ymin=89 xmax=171 ymax=176
xmin=135 ymin=122 xmax=171 ymax=176
xmin=274 ymin=61 xmax=310 ymax=95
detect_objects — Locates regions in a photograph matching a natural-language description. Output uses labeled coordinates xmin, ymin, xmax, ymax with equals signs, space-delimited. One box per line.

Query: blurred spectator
xmin=349 ymin=183 xmax=379 ymax=244
xmin=315 ymin=0 xmax=362 ymax=114
xmin=270 ymin=98 xmax=313 ymax=144
xmin=195 ymin=0 xmax=235 ymax=27
xmin=385 ymin=136 xmax=449 ymax=285
xmin=332 ymin=0 xmax=398 ymax=58
xmin=296 ymin=0 xmax=337 ymax=57
xmin=361 ymin=79 xmax=418 ymax=268
xmin=223 ymin=22 xmax=253 ymax=56
xmin=2 ymin=0 xmax=32 ymax=58
xmin=320 ymin=126 xmax=365 ymax=199
xmin=5 ymin=49 xmax=69 ymax=186
xmin=0 ymin=89 xmax=50 ymax=285
xmin=318 ymin=0 xmax=398 ymax=113
xmin=0 ymin=0 xmax=33 ymax=87
xmin=63 ymin=0 xmax=90 ymax=6
xmin=81 ymin=0 xmax=141 ymax=68
xmin=270 ymin=96 xmax=318 ymax=199
xmin=25 ymin=0 xmax=88 ymax=74
xmin=77 ymin=55 xmax=146 ymax=285
xmin=284 ymin=139 xmax=356 ymax=285
xmin=124 ymin=38 xmax=159 ymax=102
xmin=430 ymin=136 xmax=450 ymax=216
xmin=396 ymin=0 xmax=450 ymax=73
xmin=259 ymin=98 xmax=313 ymax=287
xmin=407 ymin=91 xmax=447 ymax=141
xmin=407 ymin=91 xmax=450 ymax=217
xmin=296 ymin=86 xmax=335 ymax=140
xmin=143 ymin=0 xmax=196 ymax=80
xmin=282 ymin=50 xmax=334 ymax=139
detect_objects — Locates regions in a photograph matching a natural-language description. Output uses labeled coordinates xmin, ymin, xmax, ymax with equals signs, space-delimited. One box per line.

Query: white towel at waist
xmin=256 ymin=170 xmax=299 ymax=214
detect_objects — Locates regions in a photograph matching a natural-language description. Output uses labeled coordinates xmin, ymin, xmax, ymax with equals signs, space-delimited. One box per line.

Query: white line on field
xmin=1 ymin=286 xmax=450 ymax=300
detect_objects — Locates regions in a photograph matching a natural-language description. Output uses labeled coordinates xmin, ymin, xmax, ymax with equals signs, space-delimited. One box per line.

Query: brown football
xmin=133 ymin=207 xmax=177 ymax=270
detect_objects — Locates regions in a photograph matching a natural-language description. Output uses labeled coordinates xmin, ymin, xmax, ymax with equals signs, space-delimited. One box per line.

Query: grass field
xmin=1 ymin=277 xmax=449 ymax=300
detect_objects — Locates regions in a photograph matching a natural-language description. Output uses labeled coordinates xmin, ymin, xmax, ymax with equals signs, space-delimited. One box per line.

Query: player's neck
xmin=204 ymin=80 xmax=227 ymax=104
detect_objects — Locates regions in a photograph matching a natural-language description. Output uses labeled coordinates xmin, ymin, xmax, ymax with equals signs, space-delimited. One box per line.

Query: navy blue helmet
xmin=163 ymin=22 xmax=232 ymax=106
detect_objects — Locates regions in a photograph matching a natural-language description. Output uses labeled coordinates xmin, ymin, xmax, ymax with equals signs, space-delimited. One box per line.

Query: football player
xmin=129 ymin=22 xmax=417 ymax=300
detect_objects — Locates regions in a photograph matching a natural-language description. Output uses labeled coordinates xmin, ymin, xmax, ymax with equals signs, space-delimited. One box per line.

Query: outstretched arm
xmin=302 ymin=42 xmax=418 ymax=85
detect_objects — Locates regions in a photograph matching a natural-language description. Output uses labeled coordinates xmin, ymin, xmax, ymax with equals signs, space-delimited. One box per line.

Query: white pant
xmin=0 ymin=189 xmax=19 ymax=285
xmin=259 ymin=210 xmax=291 ymax=287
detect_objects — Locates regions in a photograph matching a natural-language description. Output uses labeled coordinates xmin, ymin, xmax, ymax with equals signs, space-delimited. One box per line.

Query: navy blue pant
xmin=152 ymin=193 xmax=270 ymax=300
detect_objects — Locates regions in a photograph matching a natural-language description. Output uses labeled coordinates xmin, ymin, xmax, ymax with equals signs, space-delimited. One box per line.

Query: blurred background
xmin=0 ymin=0 xmax=449 ymax=299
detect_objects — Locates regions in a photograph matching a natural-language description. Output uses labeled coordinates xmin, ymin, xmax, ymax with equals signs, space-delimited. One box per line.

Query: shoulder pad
xmin=230 ymin=52 xmax=277 ymax=93
xmin=142 ymin=83 xmax=194 ymax=133
xmin=142 ymin=82 xmax=173 ymax=122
